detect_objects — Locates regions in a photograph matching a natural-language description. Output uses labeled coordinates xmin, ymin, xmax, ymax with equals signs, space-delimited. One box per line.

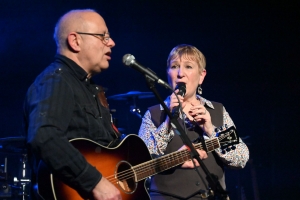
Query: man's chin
xmin=100 ymin=65 xmax=109 ymax=71
xmin=93 ymin=64 xmax=109 ymax=74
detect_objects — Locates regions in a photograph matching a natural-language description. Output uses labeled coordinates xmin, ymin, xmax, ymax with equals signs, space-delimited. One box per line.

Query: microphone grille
xmin=175 ymin=82 xmax=186 ymax=97
xmin=122 ymin=54 xmax=135 ymax=66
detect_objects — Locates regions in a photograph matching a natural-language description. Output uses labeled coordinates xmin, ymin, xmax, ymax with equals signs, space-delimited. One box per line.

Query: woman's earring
xmin=197 ymin=84 xmax=202 ymax=95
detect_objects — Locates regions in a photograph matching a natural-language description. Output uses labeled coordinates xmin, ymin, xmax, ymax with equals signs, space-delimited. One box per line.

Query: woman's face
xmin=167 ymin=56 xmax=206 ymax=99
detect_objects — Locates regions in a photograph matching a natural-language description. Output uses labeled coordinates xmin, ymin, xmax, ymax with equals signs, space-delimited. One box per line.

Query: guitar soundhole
xmin=116 ymin=161 xmax=137 ymax=194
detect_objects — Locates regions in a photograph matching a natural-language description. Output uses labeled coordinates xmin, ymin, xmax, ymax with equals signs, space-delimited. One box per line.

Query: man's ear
xmin=67 ymin=32 xmax=81 ymax=52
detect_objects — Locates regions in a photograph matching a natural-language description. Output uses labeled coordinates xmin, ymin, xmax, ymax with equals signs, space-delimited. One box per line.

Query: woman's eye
xmin=186 ymin=65 xmax=192 ymax=69
xmin=170 ymin=65 xmax=178 ymax=69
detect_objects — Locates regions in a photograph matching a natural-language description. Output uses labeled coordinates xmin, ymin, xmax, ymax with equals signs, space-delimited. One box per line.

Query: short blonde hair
xmin=167 ymin=44 xmax=206 ymax=72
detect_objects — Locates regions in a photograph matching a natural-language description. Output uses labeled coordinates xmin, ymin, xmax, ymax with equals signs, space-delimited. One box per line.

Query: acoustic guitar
xmin=37 ymin=126 xmax=238 ymax=199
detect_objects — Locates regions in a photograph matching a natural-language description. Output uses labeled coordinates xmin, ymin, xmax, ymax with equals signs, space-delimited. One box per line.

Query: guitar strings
xmin=105 ymin=135 xmax=226 ymax=184
xmin=104 ymin=144 xmax=196 ymax=184
xmin=125 ymin=133 xmax=231 ymax=183
xmin=127 ymin=137 xmax=220 ymax=179
xmin=105 ymin=135 xmax=227 ymax=185
xmin=106 ymin=141 xmax=213 ymax=185
xmin=105 ymin=146 xmax=194 ymax=185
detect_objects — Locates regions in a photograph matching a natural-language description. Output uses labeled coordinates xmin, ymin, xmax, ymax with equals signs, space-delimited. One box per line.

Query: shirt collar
xmin=54 ymin=54 xmax=88 ymax=81
xmin=160 ymin=94 xmax=215 ymax=110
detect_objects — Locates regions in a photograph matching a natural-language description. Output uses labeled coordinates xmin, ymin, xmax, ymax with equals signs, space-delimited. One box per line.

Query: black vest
xmin=148 ymin=101 xmax=225 ymax=199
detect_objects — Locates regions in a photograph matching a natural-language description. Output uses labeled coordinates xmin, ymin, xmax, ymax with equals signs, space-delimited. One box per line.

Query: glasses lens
xmin=102 ymin=33 xmax=110 ymax=44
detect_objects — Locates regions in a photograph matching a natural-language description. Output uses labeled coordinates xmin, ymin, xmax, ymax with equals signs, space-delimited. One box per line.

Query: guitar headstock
xmin=216 ymin=126 xmax=239 ymax=152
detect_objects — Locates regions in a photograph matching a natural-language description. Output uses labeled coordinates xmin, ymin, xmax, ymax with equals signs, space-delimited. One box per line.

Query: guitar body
xmin=37 ymin=134 xmax=152 ymax=200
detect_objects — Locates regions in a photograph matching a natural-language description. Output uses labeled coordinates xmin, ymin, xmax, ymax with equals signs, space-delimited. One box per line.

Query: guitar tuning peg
xmin=216 ymin=126 xmax=224 ymax=132
xmin=226 ymin=147 xmax=231 ymax=152
xmin=231 ymin=146 xmax=236 ymax=150
xmin=221 ymin=150 xmax=226 ymax=154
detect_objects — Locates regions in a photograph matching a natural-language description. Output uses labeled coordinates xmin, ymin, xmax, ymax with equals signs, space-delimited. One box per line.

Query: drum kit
xmin=0 ymin=91 xmax=154 ymax=199
xmin=108 ymin=90 xmax=154 ymax=119
xmin=108 ymin=91 xmax=154 ymax=134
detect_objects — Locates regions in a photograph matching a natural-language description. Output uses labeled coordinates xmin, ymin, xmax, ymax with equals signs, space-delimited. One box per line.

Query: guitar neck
xmin=133 ymin=137 xmax=220 ymax=181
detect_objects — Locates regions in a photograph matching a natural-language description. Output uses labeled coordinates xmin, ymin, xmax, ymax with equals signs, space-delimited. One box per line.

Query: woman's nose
xmin=177 ymin=68 xmax=184 ymax=77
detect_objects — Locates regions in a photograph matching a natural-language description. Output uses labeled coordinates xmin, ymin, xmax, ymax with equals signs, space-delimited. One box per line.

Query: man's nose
xmin=108 ymin=38 xmax=115 ymax=47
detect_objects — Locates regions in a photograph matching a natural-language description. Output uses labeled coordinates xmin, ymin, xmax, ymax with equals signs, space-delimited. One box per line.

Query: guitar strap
xmin=96 ymin=85 xmax=121 ymax=141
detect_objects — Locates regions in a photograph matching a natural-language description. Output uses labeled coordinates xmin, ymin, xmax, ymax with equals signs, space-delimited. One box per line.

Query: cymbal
xmin=108 ymin=91 xmax=154 ymax=100
xmin=0 ymin=136 xmax=26 ymax=154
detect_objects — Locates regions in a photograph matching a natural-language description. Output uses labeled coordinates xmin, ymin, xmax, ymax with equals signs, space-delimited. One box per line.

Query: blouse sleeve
xmin=138 ymin=110 xmax=174 ymax=156
xmin=210 ymin=107 xmax=250 ymax=168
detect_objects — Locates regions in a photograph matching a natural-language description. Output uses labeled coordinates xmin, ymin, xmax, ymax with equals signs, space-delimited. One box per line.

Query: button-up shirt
xmin=24 ymin=54 xmax=117 ymax=194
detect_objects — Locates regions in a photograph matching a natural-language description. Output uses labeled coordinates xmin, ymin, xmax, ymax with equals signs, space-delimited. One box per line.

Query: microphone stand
xmin=144 ymin=75 xmax=229 ymax=200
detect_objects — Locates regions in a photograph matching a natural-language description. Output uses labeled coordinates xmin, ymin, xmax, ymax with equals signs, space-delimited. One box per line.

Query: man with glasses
xmin=23 ymin=9 xmax=121 ymax=200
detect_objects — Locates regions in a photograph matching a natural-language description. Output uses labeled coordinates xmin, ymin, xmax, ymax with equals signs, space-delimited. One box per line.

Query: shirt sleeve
xmin=209 ymin=107 xmax=250 ymax=168
xmin=25 ymin=72 xmax=101 ymax=194
xmin=138 ymin=110 xmax=174 ymax=156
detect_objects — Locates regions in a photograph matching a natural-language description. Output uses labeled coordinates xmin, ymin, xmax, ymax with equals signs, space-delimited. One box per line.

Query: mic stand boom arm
xmin=144 ymin=75 xmax=229 ymax=200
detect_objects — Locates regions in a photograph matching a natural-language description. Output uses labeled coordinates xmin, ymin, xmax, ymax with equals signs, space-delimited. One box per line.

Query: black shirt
xmin=23 ymin=54 xmax=117 ymax=194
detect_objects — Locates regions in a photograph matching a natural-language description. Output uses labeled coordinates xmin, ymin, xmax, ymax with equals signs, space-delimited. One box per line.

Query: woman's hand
xmin=169 ymin=89 xmax=186 ymax=112
xmin=189 ymin=103 xmax=214 ymax=136
xmin=178 ymin=145 xmax=208 ymax=168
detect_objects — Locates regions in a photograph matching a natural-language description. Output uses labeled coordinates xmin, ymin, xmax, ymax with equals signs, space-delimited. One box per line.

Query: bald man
xmin=23 ymin=9 xmax=121 ymax=199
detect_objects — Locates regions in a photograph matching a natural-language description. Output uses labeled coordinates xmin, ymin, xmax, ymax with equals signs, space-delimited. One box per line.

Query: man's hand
xmin=92 ymin=177 xmax=121 ymax=200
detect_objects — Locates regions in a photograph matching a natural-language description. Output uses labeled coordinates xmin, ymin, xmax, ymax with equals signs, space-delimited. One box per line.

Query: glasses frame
xmin=76 ymin=32 xmax=111 ymax=44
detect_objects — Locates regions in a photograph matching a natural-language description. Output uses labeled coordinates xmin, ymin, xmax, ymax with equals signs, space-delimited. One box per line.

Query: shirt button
xmin=96 ymin=86 xmax=99 ymax=90
xmin=195 ymin=181 xmax=200 ymax=186
xmin=55 ymin=68 xmax=62 ymax=74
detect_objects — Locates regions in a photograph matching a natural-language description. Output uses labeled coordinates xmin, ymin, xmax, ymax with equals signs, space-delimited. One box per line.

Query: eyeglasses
xmin=76 ymin=32 xmax=111 ymax=44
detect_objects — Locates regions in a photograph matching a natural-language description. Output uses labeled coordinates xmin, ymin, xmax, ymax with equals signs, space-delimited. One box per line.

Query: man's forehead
xmin=84 ymin=17 xmax=107 ymax=31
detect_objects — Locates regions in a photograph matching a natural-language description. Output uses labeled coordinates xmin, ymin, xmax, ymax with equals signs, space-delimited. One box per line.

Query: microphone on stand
xmin=171 ymin=82 xmax=186 ymax=119
xmin=122 ymin=54 xmax=172 ymax=90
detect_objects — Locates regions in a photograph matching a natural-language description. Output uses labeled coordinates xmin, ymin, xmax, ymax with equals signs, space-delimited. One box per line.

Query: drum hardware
xmin=107 ymin=91 xmax=155 ymax=100
xmin=0 ymin=157 xmax=8 ymax=181
xmin=0 ymin=157 xmax=12 ymax=199
xmin=108 ymin=91 xmax=154 ymax=135
xmin=108 ymin=91 xmax=154 ymax=119
xmin=13 ymin=154 xmax=31 ymax=200
xmin=0 ymin=137 xmax=27 ymax=154
xmin=129 ymin=105 xmax=142 ymax=119
xmin=0 ymin=137 xmax=31 ymax=199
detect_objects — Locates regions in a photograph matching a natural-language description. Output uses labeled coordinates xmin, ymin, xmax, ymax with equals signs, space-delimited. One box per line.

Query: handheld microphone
xmin=172 ymin=82 xmax=186 ymax=119
xmin=122 ymin=54 xmax=172 ymax=90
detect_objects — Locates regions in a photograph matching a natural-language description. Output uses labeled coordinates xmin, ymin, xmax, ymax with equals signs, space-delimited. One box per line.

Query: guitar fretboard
xmin=133 ymin=137 xmax=220 ymax=181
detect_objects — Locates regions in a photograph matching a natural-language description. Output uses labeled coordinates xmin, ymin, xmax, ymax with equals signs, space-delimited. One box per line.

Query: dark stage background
xmin=0 ymin=0 xmax=299 ymax=199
